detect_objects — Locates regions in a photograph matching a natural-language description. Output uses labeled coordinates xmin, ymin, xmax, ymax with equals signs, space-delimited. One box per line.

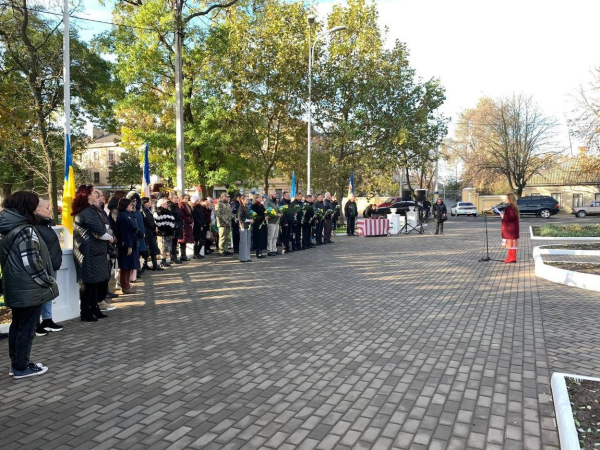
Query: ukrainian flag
xmin=62 ymin=135 xmax=76 ymax=232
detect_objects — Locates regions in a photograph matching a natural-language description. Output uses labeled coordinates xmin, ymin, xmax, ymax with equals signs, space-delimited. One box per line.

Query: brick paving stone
xmin=0 ymin=218 xmax=577 ymax=449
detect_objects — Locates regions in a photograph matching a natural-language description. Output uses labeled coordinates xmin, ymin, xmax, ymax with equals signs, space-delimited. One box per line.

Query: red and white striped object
xmin=356 ymin=218 xmax=390 ymax=237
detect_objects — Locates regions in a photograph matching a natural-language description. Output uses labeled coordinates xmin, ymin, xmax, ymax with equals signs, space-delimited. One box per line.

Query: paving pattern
xmin=1 ymin=215 xmax=598 ymax=449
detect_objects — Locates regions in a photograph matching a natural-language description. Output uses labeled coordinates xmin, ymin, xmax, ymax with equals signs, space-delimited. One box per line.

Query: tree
xmin=456 ymin=94 xmax=559 ymax=197
xmin=571 ymin=67 xmax=600 ymax=153
xmin=0 ymin=0 xmax=115 ymax=219
xmin=108 ymin=148 xmax=143 ymax=190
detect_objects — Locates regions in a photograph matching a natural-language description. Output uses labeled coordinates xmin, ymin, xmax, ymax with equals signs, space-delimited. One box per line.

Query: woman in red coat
xmin=500 ymin=193 xmax=520 ymax=263
xmin=178 ymin=195 xmax=194 ymax=261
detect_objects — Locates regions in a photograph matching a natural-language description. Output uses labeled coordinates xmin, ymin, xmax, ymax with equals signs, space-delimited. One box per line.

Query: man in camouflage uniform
xmin=216 ymin=193 xmax=233 ymax=256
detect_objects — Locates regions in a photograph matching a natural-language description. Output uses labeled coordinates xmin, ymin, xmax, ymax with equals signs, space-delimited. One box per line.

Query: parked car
xmin=450 ymin=202 xmax=478 ymax=217
xmin=573 ymin=201 xmax=600 ymax=218
xmin=377 ymin=197 xmax=402 ymax=209
xmin=495 ymin=195 xmax=560 ymax=218
xmin=376 ymin=201 xmax=415 ymax=216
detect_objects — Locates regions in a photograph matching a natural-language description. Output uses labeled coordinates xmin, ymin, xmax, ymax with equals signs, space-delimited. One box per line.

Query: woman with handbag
xmin=72 ymin=185 xmax=112 ymax=321
xmin=500 ymin=193 xmax=520 ymax=263
xmin=432 ymin=197 xmax=447 ymax=235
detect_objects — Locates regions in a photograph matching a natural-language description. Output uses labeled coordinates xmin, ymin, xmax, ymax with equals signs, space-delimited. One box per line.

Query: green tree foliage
xmin=108 ymin=148 xmax=143 ymax=190
xmin=0 ymin=0 xmax=115 ymax=219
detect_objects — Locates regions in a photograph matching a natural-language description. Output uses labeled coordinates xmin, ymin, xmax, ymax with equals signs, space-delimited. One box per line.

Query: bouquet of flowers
xmin=325 ymin=209 xmax=334 ymax=218
xmin=334 ymin=204 xmax=341 ymax=214
xmin=265 ymin=207 xmax=278 ymax=224
xmin=280 ymin=204 xmax=290 ymax=215
xmin=302 ymin=204 xmax=313 ymax=223
xmin=314 ymin=207 xmax=324 ymax=221
xmin=293 ymin=204 xmax=303 ymax=214
xmin=250 ymin=210 xmax=264 ymax=229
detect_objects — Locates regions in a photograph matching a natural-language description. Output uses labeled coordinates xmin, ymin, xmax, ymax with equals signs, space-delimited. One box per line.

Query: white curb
xmin=533 ymin=246 xmax=600 ymax=292
xmin=530 ymin=226 xmax=600 ymax=241
xmin=552 ymin=372 xmax=600 ymax=450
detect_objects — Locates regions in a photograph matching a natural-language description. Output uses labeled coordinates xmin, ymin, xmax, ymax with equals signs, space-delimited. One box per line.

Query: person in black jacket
xmin=250 ymin=195 xmax=267 ymax=258
xmin=191 ymin=196 xmax=206 ymax=259
xmin=279 ymin=192 xmax=295 ymax=254
xmin=168 ymin=193 xmax=183 ymax=264
xmin=344 ymin=195 xmax=358 ymax=236
xmin=141 ymin=197 xmax=163 ymax=271
xmin=291 ymin=193 xmax=304 ymax=251
xmin=432 ymin=197 xmax=447 ymax=235
xmin=302 ymin=195 xmax=315 ymax=249
xmin=323 ymin=193 xmax=334 ymax=244
xmin=116 ymin=198 xmax=139 ymax=294
xmin=0 ymin=191 xmax=58 ymax=379
xmin=314 ymin=194 xmax=325 ymax=245
xmin=34 ymin=199 xmax=64 ymax=335
xmin=230 ymin=193 xmax=241 ymax=254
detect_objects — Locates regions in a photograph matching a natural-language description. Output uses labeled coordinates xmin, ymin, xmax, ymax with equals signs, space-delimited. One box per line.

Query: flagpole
xmin=63 ymin=0 xmax=72 ymax=248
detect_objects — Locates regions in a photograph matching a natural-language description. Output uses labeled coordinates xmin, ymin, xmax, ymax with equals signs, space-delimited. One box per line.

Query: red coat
xmin=178 ymin=202 xmax=194 ymax=244
xmin=501 ymin=205 xmax=519 ymax=239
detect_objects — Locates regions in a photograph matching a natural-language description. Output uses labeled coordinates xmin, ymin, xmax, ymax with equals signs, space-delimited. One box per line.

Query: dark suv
xmin=496 ymin=196 xmax=560 ymax=219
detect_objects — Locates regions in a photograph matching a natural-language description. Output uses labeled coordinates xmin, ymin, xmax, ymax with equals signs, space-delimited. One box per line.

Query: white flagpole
xmin=63 ymin=0 xmax=73 ymax=247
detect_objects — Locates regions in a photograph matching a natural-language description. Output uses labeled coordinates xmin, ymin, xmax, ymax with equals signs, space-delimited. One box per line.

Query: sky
xmin=69 ymin=0 xmax=599 ymax=166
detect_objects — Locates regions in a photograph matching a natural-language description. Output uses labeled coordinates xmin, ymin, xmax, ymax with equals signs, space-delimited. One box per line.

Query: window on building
xmin=551 ymin=193 xmax=561 ymax=206
xmin=573 ymin=194 xmax=583 ymax=208
xmin=93 ymin=152 xmax=99 ymax=161
xmin=596 ymin=193 xmax=600 ymax=202
xmin=94 ymin=172 xmax=100 ymax=183
xmin=108 ymin=151 xmax=114 ymax=162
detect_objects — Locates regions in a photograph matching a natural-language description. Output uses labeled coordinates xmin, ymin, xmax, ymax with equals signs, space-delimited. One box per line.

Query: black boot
xmin=95 ymin=302 xmax=108 ymax=319
xmin=180 ymin=243 xmax=190 ymax=261
xmin=152 ymin=255 xmax=164 ymax=271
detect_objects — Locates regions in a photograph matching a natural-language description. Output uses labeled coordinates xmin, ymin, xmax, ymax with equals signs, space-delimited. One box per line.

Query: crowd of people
xmin=0 ymin=187 xmax=360 ymax=378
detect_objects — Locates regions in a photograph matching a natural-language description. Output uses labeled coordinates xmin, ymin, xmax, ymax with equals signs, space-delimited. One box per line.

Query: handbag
xmin=206 ymin=230 xmax=213 ymax=241
xmin=0 ymin=225 xmax=28 ymax=296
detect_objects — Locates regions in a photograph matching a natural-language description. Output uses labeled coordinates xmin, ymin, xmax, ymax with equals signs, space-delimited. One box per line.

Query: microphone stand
xmin=478 ymin=208 xmax=493 ymax=262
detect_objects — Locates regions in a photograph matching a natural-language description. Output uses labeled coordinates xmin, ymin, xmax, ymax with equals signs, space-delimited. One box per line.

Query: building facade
xmin=78 ymin=128 xmax=126 ymax=189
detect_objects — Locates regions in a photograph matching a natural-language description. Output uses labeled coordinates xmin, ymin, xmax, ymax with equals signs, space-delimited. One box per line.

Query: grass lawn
xmin=533 ymin=224 xmax=600 ymax=237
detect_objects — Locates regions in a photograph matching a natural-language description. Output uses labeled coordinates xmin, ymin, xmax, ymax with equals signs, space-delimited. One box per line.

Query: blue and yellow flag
xmin=348 ymin=172 xmax=354 ymax=198
xmin=62 ymin=135 xmax=76 ymax=233
xmin=290 ymin=171 xmax=296 ymax=197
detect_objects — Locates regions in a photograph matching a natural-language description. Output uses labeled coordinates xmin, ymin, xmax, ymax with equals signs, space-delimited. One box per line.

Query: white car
xmin=451 ymin=202 xmax=478 ymax=217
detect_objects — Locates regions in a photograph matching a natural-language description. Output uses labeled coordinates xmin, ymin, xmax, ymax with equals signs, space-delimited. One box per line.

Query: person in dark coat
xmin=302 ymin=195 xmax=315 ymax=249
xmin=127 ymin=192 xmax=146 ymax=277
xmin=291 ymin=192 xmax=304 ymax=251
xmin=231 ymin=193 xmax=241 ymax=254
xmin=191 ymin=196 xmax=206 ymax=259
xmin=331 ymin=196 xmax=340 ymax=235
xmin=279 ymin=192 xmax=295 ymax=253
xmin=422 ymin=198 xmax=432 ymax=221
xmin=201 ymin=199 xmax=214 ymax=254
xmin=314 ymin=194 xmax=325 ymax=245
xmin=141 ymin=197 xmax=163 ymax=271
xmin=178 ymin=195 xmax=194 ymax=261
xmin=116 ymin=198 xmax=139 ymax=294
xmin=106 ymin=190 xmax=126 ymax=234
xmin=0 ymin=191 xmax=58 ymax=379
xmin=344 ymin=195 xmax=358 ymax=236
xmin=364 ymin=203 xmax=376 ymax=218
xmin=323 ymin=193 xmax=334 ymax=244
xmin=432 ymin=197 xmax=447 ymax=235
xmin=169 ymin=194 xmax=183 ymax=264
xmin=500 ymin=193 xmax=520 ymax=263
xmin=34 ymin=199 xmax=64 ymax=335
xmin=250 ymin=195 xmax=267 ymax=258
xmin=72 ymin=185 xmax=112 ymax=321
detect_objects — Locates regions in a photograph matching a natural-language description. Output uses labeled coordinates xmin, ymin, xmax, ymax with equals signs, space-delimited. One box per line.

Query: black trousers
xmin=315 ymin=221 xmax=323 ymax=244
xmin=347 ymin=216 xmax=356 ymax=235
xmin=171 ymin=237 xmax=179 ymax=259
xmin=302 ymin=223 xmax=312 ymax=248
xmin=293 ymin=224 xmax=302 ymax=250
xmin=9 ymin=305 xmax=42 ymax=371
xmin=436 ymin=222 xmax=444 ymax=234
xmin=80 ymin=281 xmax=107 ymax=318
xmin=323 ymin=219 xmax=332 ymax=243
xmin=231 ymin=221 xmax=240 ymax=253
xmin=282 ymin=224 xmax=293 ymax=250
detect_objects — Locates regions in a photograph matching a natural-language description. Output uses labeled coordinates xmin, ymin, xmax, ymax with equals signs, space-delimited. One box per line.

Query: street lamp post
xmin=307 ymin=17 xmax=346 ymax=196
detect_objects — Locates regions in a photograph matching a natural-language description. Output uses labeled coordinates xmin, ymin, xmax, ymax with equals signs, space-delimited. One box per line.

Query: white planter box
xmin=552 ymin=373 xmax=600 ymax=450
xmin=533 ymin=246 xmax=600 ymax=292
xmin=530 ymin=226 xmax=600 ymax=241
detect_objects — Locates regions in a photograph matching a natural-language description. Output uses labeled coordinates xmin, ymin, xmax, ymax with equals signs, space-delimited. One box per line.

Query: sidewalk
xmin=1 ymin=217 xmax=589 ymax=449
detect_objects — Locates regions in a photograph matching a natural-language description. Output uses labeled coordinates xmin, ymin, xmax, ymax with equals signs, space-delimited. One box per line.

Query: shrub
xmin=534 ymin=224 xmax=600 ymax=237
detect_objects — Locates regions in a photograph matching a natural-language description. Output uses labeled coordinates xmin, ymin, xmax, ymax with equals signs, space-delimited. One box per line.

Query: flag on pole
xmin=62 ymin=135 xmax=76 ymax=233
xmin=142 ymin=142 xmax=151 ymax=198
xmin=290 ymin=171 xmax=296 ymax=197
xmin=348 ymin=172 xmax=354 ymax=198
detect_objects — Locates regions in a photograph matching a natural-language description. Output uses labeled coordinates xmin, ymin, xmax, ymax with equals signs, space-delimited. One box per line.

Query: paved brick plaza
xmin=1 ymin=216 xmax=598 ymax=449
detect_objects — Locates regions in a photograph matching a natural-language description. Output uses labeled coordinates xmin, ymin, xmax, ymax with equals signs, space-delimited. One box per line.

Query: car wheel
xmin=576 ymin=211 xmax=586 ymax=218
xmin=539 ymin=209 xmax=551 ymax=219
xmin=451 ymin=212 xmax=455 ymax=217
xmin=473 ymin=214 xmax=477 ymax=217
